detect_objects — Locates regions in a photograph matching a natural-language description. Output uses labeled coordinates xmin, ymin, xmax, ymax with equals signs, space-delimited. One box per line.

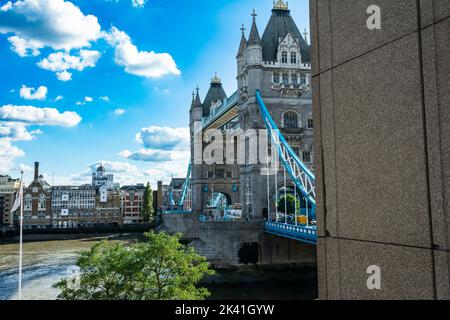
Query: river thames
xmin=0 ymin=234 xmax=317 ymax=300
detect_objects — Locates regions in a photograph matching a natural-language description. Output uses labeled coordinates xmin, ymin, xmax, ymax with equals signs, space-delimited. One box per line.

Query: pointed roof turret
xmin=190 ymin=90 xmax=195 ymax=108
xmin=247 ymin=9 xmax=261 ymax=46
xmin=202 ymin=74 xmax=227 ymax=118
xmin=236 ymin=24 xmax=247 ymax=58
xmin=193 ymin=86 xmax=202 ymax=108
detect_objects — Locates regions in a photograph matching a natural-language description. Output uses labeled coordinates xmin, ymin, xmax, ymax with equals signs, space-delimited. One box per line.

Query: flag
xmin=11 ymin=180 xmax=23 ymax=213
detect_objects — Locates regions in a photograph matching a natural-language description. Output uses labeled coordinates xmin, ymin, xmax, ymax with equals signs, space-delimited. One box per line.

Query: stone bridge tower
xmin=190 ymin=78 xmax=240 ymax=214
xmin=237 ymin=1 xmax=314 ymax=220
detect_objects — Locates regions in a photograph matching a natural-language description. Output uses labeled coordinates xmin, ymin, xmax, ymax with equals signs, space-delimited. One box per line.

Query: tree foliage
xmin=53 ymin=231 xmax=215 ymax=300
xmin=142 ymin=182 xmax=154 ymax=222
xmin=277 ymin=194 xmax=300 ymax=214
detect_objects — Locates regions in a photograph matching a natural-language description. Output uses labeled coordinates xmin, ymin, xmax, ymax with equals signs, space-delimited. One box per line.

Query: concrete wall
xmin=311 ymin=0 xmax=449 ymax=299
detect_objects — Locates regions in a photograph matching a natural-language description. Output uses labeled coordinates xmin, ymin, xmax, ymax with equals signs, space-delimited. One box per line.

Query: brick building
xmin=120 ymin=184 xmax=145 ymax=224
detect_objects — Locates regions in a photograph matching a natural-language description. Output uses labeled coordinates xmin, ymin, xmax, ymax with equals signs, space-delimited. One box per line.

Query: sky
xmin=0 ymin=0 xmax=310 ymax=188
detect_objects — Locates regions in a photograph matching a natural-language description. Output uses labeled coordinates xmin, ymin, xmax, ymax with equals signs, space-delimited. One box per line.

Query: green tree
xmin=277 ymin=194 xmax=300 ymax=214
xmin=142 ymin=182 xmax=154 ymax=222
xmin=53 ymin=231 xmax=215 ymax=300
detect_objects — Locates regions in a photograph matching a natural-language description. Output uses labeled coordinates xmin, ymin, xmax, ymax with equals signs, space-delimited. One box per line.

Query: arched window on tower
xmin=281 ymin=51 xmax=288 ymax=63
xmin=283 ymin=112 xmax=299 ymax=129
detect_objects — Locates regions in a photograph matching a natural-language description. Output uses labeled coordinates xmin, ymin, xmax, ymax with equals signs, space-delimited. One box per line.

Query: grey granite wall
xmin=311 ymin=0 xmax=449 ymax=299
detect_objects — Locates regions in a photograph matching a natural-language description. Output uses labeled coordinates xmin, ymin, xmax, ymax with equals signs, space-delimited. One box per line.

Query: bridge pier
xmin=159 ymin=214 xmax=316 ymax=268
xmin=311 ymin=0 xmax=450 ymax=299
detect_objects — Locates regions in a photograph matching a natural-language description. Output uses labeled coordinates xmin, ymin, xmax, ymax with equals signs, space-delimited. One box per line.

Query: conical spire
xmin=247 ymin=9 xmax=261 ymax=46
xmin=190 ymin=90 xmax=195 ymax=108
xmin=236 ymin=24 xmax=247 ymax=58
xmin=193 ymin=86 xmax=202 ymax=107
xmin=190 ymin=86 xmax=202 ymax=112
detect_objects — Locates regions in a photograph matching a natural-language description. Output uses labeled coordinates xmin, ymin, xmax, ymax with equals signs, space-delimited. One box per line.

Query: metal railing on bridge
xmin=256 ymin=90 xmax=317 ymax=245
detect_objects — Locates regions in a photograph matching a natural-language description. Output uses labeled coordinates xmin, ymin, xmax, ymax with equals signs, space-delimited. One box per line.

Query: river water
xmin=0 ymin=235 xmax=317 ymax=300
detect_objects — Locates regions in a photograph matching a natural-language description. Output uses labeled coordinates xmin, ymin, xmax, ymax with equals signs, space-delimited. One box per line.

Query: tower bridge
xmin=161 ymin=1 xmax=317 ymax=268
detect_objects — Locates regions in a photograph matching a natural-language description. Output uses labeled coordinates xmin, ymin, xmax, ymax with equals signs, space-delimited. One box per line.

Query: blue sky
xmin=0 ymin=0 xmax=310 ymax=187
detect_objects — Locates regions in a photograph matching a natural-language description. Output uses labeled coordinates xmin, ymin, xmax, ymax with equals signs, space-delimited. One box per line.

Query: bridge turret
xmin=202 ymin=75 xmax=227 ymax=118
xmin=245 ymin=10 xmax=262 ymax=66
xmin=242 ymin=10 xmax=263 ymax=97
xmin=236 ymin=24 xmax=247 ymax=75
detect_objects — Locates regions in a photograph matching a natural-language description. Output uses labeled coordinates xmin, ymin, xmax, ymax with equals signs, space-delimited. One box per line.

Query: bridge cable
xmin=294 ymin=181 xmax=297 ymax=226
xmin=266 ymin=130 xmax=271 ymax=222
xmin=284 ymin=165 xmax=287 ymax=224
xmin=274 ymin=135 xmax=278 ymax=218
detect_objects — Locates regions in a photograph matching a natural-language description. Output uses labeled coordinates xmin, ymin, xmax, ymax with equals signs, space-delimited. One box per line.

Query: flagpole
xmin=18 ymin=170 xmax=24 ymax=300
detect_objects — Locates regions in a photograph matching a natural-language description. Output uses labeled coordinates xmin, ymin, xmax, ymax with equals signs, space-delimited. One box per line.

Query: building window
xmin=208 ymin=171 xmax=214 ymax=178
xmin=307 ymin=118 xmax=314 ymax=129
xmin=291 ymin=52 xmax=297 ymax=64
xmin=273 ymin=73 xmax=280 ymax=84
xmin=292 ymin=73 xmax=298 ymax=85
xmin=302 ymin=151 xmax=312 ymax=163
xmin=282 ymin=73 xmax=289 ymax=85
xmin=284 ymin=112 xmax=299 ymax=129
xmin=24 ymin=194 xmax=32 ymax=211
xmin=300 ymin=74 xmax=307 ymax=85
xmin=281 ymin=51 xmax=288 ymax=63
xmin=38 ymin=194 xmax=46 ymax=210
xmin=293 ymin=146 xmax=300 ymax=157
xmin=215 ymin=169 xmax=225 ymax=178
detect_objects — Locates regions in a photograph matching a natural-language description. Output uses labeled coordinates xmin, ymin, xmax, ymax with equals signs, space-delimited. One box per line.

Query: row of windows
xmin=283 ymin=112 xmax=314 ymax=129
xmin=281 ymin=51 xmax=297 ymax=64
xmin=273 ymin=73 xmax=307 ymax=85
xmin=208 ymin=170 xmax=233 ymax=179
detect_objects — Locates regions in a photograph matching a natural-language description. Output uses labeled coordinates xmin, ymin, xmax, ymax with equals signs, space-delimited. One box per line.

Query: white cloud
xmin=1 ymin=1 xmax=13 ymax=12
xmin=84 ymin=96 xmax=93 ymax=102
xmin=0 ymin=138 xmax=25 ymax=171
xmin=0 ymin=122 xmax=34 ymax=141
xmin=56 ymin=71 xmax=72 ymax=81
xmin=55 ymin=95 xmax=63 ymax=101
xmin=100 ymin=96 xmax=110 ymax=102
xmin=119 ymin=149 xmax=173 ymax=162
xmin=0 ymin=105 xmax=82 ymax=127
xmin=1 ymin=1 xmax=180 ymax=80
xmin=118 ymin=126 xmax=190 ymax=185
xmin=105 ymin=27 xmax=181 ymax=78
xmin=20 ymin=85 xmax=48 ymax=100
xmin=114 ymin=108 xmax=125 ymax=116
xmin=88 ymin=161 xmax=140 ymax=174
xmin=0 ymin=0 xmax=102 ymax=53
xmin=38 ymin=50 xmax=101 ymax=81
xmin=0 ymin=102 xmax=82 ymax=173
xmin=19 ymin=163 xmax=33 ymax=172
xmin=131 ymin=0 xmax=147 ymax=8
xmin=76 ymin=101 xmax=85 ymax=106
xmin=136 ymin=126 xmax=189 ymax=150
xmin=8 ymin=35 xmax=42 ymax=57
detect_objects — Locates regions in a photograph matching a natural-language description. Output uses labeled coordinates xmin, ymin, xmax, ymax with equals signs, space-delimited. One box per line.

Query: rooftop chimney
xmin=34 ymin=162 xmax=39 ymax=180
